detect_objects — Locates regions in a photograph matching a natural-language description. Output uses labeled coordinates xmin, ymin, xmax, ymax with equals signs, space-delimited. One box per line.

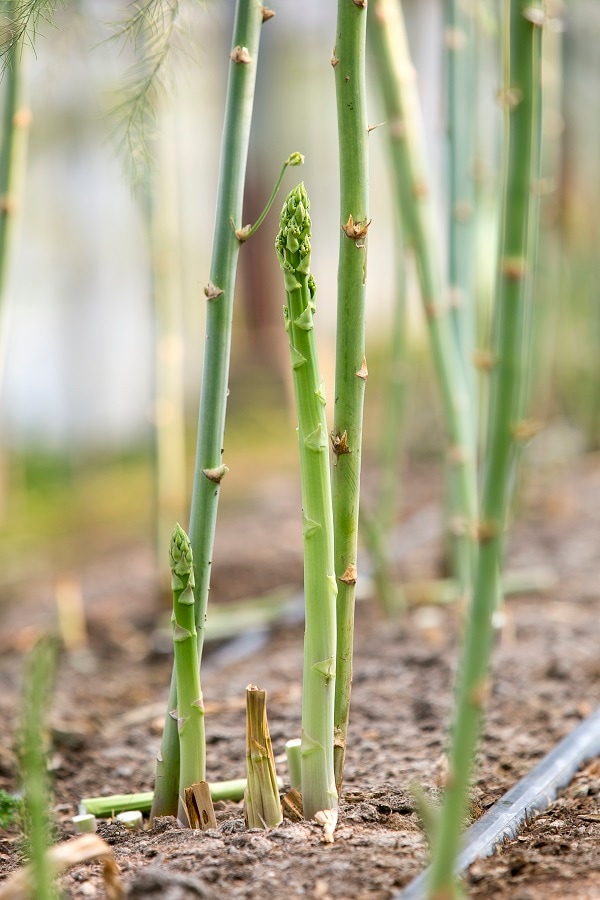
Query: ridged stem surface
xmin=277 ymin=184 xmax=337 ymax=821
xmin=151 ymin=0 xmax=266 ymax=820
xmin=427 ymin=5 xmax=543 ymax=896
xmin=332 ymin=0 xmax=369 ymax=796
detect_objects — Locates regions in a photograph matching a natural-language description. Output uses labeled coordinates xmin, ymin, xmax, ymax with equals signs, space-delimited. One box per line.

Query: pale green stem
xmin=368 ymin=0 xmax=477 ymax=604
xmin=0 ymin=22 xmax=30 ymax=396
xmin=427 ymin=4 xmax=544 ymax=895
xmin=151 ymin=0 xmax=268 ymax=821
xmin=277 ymin=184 xmax=337 ymax=822
xmin=331 ymin=0 xmax=369 ymax=798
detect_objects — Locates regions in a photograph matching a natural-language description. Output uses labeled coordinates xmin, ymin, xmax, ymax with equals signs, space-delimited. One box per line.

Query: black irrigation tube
xmin=398 ymin=705 xmax=600 ymax=900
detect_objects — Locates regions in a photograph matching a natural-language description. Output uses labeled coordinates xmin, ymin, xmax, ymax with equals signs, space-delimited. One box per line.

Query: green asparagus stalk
xmin=427 ymin=5 xmax=544 ymax=895
xmin=19 ymin=637 xmax=58 ymax=900
xmin=0 ymin=9 xmax=30 ymax=395
xmin=368 ymin=0 xmax=477 ymax=602
xmin=445 ymin=0 xmax=478 ymax=593
xmin=276 ymin=184 xmax=338 ymax=825
xmin=169 ymin=524 xmax=204 ymax=826
xmin=151 ymin=0 xmax=269 ymax=821
xmin=331 ymin=0 xmax=369 ymax=796
xmin=244 ymin=685 xmax=282 ymax=829
xmin=360 ymin=210 xmax=407 ymax=616
xmin=446 ymin=0 xmax=477 ymax=405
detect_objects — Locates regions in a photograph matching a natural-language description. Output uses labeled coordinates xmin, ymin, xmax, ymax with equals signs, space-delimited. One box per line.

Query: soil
xmin=1 ymin=455 xmax=600 ymax=899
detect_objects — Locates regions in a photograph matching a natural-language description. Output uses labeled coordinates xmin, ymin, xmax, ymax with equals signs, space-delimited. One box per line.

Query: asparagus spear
xmin=428 ymin=4 xmax=544 ymax=895
xmin=276 ymin=184 xmax=338 ymax=825
xmin=169 ymin=524 xmax=204 ymax=826
xmin=331 ymin=0 xmax=369 ymax=796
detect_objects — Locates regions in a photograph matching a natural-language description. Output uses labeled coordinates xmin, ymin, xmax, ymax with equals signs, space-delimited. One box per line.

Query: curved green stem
xmin=151 ymin=0 xmax=269 ymax=821
xmin=234 ymin=151 xmax=304 ymax=241
xmin=427 ymin=4 xmax=544 ymax=895
xmin=332 ymin=0 xmax=369 ymax=797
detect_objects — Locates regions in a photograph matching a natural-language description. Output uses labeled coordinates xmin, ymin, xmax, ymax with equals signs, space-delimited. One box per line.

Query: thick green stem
xmin=331 ymin=0 xmax=369 ymax=797
xmin=427 ymin=5 xmax=543 ymax=896
xmin=276 ymin=184 xmax=337 ymax=823
xmin=151 ymin=0 xmax=268 ymax=821
xmin=169 ymin=524 xmax=205 ymax=825
xmin=82 ymin=780 xmax=254 ymax=818
xmin=368 ymin=0 xmax=477 ymax=602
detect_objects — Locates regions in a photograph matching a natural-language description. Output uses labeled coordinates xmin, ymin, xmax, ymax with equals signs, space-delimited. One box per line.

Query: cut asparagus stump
xmin=244 ymin=685 xmax=282 ymax=829
xmin=276 ymin=184 xmax=338 ymax=829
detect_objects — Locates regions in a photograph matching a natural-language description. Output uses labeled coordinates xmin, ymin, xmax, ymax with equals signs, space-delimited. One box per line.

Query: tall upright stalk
xmin=0 ymin=8 xmax=30 ymax=395
xmin=427 ymin=5 xmax=544 ymax=896
xmin=331 ymin=0 xmax=369 ymax=797
xmin=276 ymin=184 xmax=337 ymax=824
xmin=445 ymin=0 xmax=478 ymax=593
xmin=446 ymin=0 xmax=476 ymax=405
xmin=151 ymin=0 xmax=269 ymax=821
xmin=368 ymin=0 xmax=477 ymax=602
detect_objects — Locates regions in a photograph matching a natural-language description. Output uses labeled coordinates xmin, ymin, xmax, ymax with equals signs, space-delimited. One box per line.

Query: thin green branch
xmin=233 ymin=151 xmax=304 ymax=242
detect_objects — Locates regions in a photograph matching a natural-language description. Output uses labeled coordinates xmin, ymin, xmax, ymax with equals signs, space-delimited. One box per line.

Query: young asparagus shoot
xmin=244 ymin=685 xmax=282 ymax=829
xmin=151 ymin=0 xmax=268 ymax=821
xmin=276 ymin=184 xmax=338 ymax=826
xmin=285 ymin=739 xmax=302 ymax=792
xmin=427 ymin=5 xmax=544 ymax=896
xmin=169 ymin=523 xmax=205 ymax=826
xmin=331 ymin=0 xmax=369 ymax=796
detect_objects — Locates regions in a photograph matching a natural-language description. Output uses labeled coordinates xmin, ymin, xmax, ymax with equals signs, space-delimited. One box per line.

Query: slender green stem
xmin=0 ymin=15 xmax=30 ymax=395
xmin=169 ymin=524 xmax=205 ymax=825
xmin=445 ymin=0 xmax=478 ymax=594
xmin=427 ymin=5 xmax=543 ymax=896
xmin=360 ymin=209 xmax=407 ymax=616
xmin=20 ymin=638 xmax=58 ymax=900
xmin=368 ymin=0 xmax=477 ymax=603
xmin=276 ymin=184 xmax=337 ymax=822
xmin=446 ymin=0 xmax=477 ymax=405
xmin=151 ymin=0 xmax=268 ymax=821
xmin=234 ymin=151 xmax=304 ymax=241
xmin=331 ymin=0 xmax=369 ymax=797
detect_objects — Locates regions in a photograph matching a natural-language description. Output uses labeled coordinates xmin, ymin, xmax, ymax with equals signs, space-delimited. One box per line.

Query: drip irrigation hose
xmin=398 ymin=705 xmax=600 ymax=900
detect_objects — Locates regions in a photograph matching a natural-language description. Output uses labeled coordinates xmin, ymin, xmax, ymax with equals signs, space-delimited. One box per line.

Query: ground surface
xmin=1 ymin=455 xmax=599 ymax=898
